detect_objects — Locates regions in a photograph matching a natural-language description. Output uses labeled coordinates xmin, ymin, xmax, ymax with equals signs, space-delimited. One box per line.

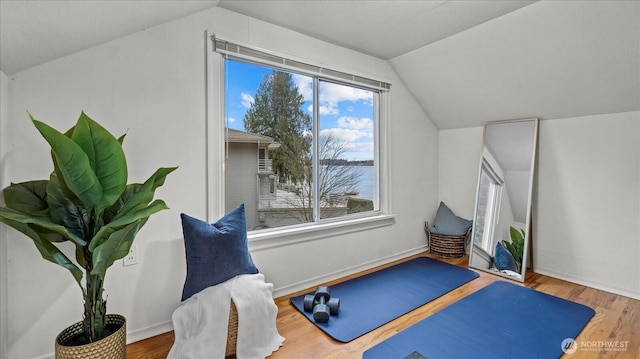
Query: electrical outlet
xmin=123 ymin=244 xmax=138 ymax=266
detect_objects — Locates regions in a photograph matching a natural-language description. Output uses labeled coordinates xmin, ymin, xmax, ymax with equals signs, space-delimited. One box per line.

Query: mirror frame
xmin=468 ymin=118 xmax=539 ymax=282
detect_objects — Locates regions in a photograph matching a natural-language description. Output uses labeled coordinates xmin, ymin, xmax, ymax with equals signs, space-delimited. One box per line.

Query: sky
xmin=225 ymin=59 xmax=375 ymax=161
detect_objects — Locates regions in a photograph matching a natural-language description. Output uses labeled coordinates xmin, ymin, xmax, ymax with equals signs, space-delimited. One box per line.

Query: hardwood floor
xmin=126 ymin=253 xmax=639 ymax=358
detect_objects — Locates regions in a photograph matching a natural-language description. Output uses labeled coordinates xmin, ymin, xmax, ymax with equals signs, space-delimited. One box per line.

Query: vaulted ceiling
xmin=216 ymin=0 xmax=537 ymax=60
xmin=0 ymin=0 xmax=220 ymax=75
xmin=1 ymin=0 xmax=637 ymax=129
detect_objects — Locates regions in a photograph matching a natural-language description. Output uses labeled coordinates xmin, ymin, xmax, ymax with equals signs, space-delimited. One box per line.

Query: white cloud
xmin=320 ymin=127 xmax=374 ymax=161
xmin=317 ymin=104 xmax=339 ymax=116
xmin=293 ymin=74 xmax=313 ymax=102
xmin=320 ymin=127 xmax=369 ymax=143
xmin=227 ymin=117 xmax=236 ymax=123
xmin=320 ymin=82 xmax=372 ymax=105
xmin=337 ymin=116 xmax=373 ymax=131
xmin=347 ymin=141 xmax=375 ymax=154
xmin=293 ymin=74 xmax=372 ymax=105
xmin=296 ymin=75 xmax=373 ymax=117
xmin=320 ymin=116 xmax=375 ymax=161
xmin=318 ymin=82 xmax=373 ymax=117
xmin=241 ymin=93 xmax=254 ymax=108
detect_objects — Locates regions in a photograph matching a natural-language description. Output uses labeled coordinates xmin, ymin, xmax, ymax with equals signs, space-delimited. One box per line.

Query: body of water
xmin=351 ymin=165 xmax=375 ymax=201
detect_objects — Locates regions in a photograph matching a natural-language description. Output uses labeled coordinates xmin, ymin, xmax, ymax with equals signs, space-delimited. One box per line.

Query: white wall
xmin=438 ymin=126 xmax=484 ymax=220
xmin=534 ymin=112 xmax=639 ymax=299
xmin=439 ymin=112 xmax=640 ymax=299
xmin=1 ymin=70 xmax=9 ymax=359
xmin=1 ymin=7 xmax=437 ymax=359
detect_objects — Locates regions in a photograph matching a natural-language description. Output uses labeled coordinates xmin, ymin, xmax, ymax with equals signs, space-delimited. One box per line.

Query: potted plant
xmin=0 ymin=112 xmax=176 ymax=358
xmin=501 ymin=226 xmax=526 ymax=272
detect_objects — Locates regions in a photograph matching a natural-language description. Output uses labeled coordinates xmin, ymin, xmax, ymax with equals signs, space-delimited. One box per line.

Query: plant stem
xmin=83 ymin=248 xmax=106 ymax=342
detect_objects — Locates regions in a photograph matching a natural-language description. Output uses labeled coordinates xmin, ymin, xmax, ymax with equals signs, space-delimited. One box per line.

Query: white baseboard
xmin=126 ymin=320 xmax=174 ymax=345
xmin=271 ymin=245 xmax=428 ymax=298
xmin=26 ymin=353 xmax=53 ymax=359
xmin=534 ymin=266 xmax=640 ymax=300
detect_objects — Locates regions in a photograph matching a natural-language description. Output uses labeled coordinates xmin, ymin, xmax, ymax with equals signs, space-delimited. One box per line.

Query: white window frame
xmin=205 ymin=33 xmax=394 ymax=249
xmin=479 ymin=160 xmax=503 ymax=251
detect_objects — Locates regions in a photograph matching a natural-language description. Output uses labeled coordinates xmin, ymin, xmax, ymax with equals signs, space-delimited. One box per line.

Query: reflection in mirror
xmin=468 ymin=118 xmax=538 ymax=282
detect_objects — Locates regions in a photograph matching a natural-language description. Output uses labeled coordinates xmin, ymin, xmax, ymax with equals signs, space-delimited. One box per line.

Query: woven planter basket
xmin=424 ymin=222 xmax=472 ymax=258
xmin=55 ymin=314 xmax=126 ymax=359
xmin=226 ymin=300 xmax=238 ymax=357
xmin=429 ymin=233 xmax=467 ymax=258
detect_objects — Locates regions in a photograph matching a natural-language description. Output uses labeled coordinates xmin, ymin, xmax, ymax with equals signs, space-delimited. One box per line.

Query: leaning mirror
xmin=468 ymin=118 xmax=538 ymax=282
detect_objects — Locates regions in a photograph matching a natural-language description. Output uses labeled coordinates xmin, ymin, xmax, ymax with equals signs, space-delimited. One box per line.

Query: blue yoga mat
xmin=364 ymin=281 xmax=595 ymax=359
xmin=290 ymin=256 xmax=479 ymax=342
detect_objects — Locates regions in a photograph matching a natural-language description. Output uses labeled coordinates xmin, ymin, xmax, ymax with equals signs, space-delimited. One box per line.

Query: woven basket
xmin=425 ymin=222 xmax=472 ymax=258
xmin=429 ymin=233 xmax=467 ymax=258
xmin=55 ymin=314 xmax=126 ymax=359
xmin=226 ymin=300 xmax=238 ymax=357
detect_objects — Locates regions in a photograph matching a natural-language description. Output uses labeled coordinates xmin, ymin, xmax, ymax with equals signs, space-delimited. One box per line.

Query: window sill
xmin=247 ymin=214 xmax=396 ymax=252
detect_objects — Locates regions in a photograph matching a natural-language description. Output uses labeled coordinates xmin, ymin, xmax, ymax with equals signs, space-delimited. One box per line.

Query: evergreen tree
xmin=243 ymin=71 xmax=311 ymax=182
xmin=243 ymin=70 xmax=364 ymax=224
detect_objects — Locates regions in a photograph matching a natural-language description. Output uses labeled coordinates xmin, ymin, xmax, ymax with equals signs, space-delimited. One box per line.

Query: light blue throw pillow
xmin=494 ymin=242 xmax=517 ymax=272
xmin=180 ymin=204 xmax=258 ymax=301
xmin=430 ymin=202 xmax=473 ymax=236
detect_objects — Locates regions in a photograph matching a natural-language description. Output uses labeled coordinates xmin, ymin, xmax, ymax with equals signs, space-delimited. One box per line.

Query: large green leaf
xmin=510 ymin=226 xmax=524 ymax=243
xmin=0 ymin=211 xmax=83 ymax=285
xmin=71 ymin=112 xmax=127 ymax=213
xmin=90 ymin=218 xmax=148 ymax=279
xmin=510 ymin=227 xmax=525 ymax=262
xmin=0 ymin=207 xmax=86 ymax=246
xmin=110 ymin=167 xmax=177 ymax=220
xmin=3 ymin=180 xmax=49 ymax=217
xmin=31 ymin=115 xmax=102 ymax=211
xmin=90 ymin=199 xmax=169 ymax=278
xmin=89 ymin=199 xmax=169 ymax=253
xmin=503 ymin=226 xmax=527 ymax=272
xmin=103 ymin=184 xmax=134 ymax=224
xmin=46 ymin=173 xmax=89 ymax=240
xmin=3 ymin=181 xmax=68 ymax=243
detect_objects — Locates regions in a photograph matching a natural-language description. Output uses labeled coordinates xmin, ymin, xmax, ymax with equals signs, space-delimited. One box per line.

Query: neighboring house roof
xmin=225 ymin=128 xmax=281 ymax=149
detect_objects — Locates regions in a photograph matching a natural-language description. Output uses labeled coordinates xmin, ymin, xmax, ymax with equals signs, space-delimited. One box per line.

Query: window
xmin=218 ymin=41 xmax=387 ymax=232
xmin=473 ymin=159 xmax=504 ymax=252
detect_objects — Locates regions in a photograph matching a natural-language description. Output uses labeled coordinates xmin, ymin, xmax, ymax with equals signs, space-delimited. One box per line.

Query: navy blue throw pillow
xmin=494 ymin=242 xmax=517 ymax=272
xmin=180 ymin=204 xmax=258 ymax=301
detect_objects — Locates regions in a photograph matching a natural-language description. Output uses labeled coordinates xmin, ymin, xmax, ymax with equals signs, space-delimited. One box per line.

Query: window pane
xmin=224 ymin=59 xmax=313 ymax=230
xmin=473 ymin=168 xmax=491 ymax=250
xmin=224 ymin=58 xmax=380 ymax=232
xmin=318 ymin=81 xmax=377 ymax=219
xmin=473 ymin=162 xmax=503 ymax=252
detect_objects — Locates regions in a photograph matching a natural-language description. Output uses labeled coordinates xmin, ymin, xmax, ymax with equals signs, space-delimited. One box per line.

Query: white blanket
xmin=167 ymin=274 xmax=285 ymax=359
